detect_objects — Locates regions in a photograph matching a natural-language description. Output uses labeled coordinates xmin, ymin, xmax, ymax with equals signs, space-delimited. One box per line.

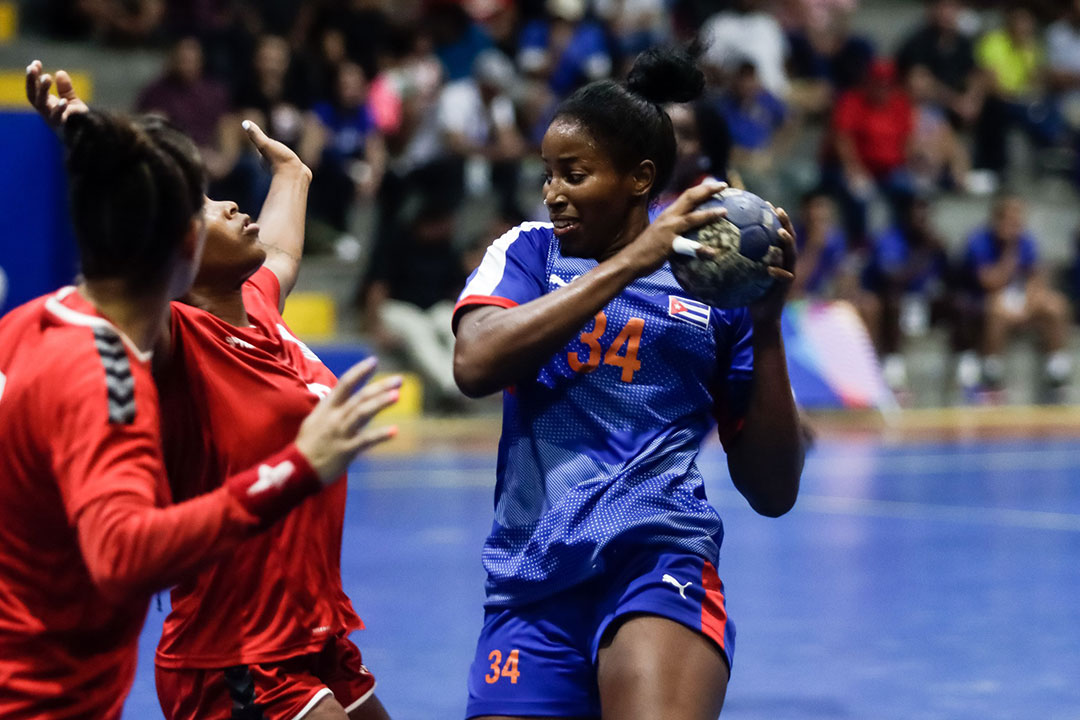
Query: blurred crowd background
xmin=6 ymin=0 xmax=1080 ymax=408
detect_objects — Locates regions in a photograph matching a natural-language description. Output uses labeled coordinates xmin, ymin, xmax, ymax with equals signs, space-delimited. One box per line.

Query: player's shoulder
xmin=498 ymin=221 xmax=555 ymax=248
xmin=241 ymin=266 xmax=283 ymax=319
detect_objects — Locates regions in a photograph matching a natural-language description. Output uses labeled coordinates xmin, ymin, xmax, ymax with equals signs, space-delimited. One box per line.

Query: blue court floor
xmin=123 ymin=431 xmax=1080 ymax=720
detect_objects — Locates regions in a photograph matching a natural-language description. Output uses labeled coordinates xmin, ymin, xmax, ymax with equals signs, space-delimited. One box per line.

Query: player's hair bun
xmin=626 ymin=46 xmax=705 ymax=106
xmin=63 ymin=109 xmax=154 ymax=179
xmin=61 ymin=109 xmax=206 ymax=291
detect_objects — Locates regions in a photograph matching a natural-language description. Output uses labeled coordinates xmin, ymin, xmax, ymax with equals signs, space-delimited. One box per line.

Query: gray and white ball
xmin=670 ymin=188 xmax=784 ymax=309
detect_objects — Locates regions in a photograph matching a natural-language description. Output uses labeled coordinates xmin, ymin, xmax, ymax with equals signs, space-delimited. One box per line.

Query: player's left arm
xmin=725 ymin=207 xmax=805 ymax=517
xmin=241 ymin=120 xmax=313 ymax=311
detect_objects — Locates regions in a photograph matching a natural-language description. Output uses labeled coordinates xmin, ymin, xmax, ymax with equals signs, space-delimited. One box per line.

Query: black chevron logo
xmin=93 ymin=327 xmax=136 ymax=425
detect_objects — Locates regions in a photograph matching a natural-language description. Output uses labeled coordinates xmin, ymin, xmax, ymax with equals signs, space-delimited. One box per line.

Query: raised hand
xmin=620 ymin=179 xmax=728 ymax=275
xmin=294 ymin=357 xmax=401 ymax=484
xmin=25 ymin=60 xmax=89 ymax=128
xmin=241 ymin=119 xmax=308 ymax=176
xmin=750 ymin=205 xmax=797 ymax=325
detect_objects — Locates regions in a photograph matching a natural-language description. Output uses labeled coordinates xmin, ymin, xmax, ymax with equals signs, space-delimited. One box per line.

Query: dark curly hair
xmin=553 ymin=46 xmax=705 ymax=199
xmin=63 ymin=110 xmax=205 ymax=291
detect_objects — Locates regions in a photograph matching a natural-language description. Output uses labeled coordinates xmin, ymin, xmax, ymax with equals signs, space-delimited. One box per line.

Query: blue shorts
xmin=465 ymin=551 xmax=735 ymax=719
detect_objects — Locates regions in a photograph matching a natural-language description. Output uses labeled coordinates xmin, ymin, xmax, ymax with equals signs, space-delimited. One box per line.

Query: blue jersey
xmin=454 ymin=222 xmax=754 ymax=607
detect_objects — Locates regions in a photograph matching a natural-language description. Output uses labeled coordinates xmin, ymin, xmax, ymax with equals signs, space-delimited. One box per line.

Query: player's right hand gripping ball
xmin=670 ymin=188 xmax=784 ymax=308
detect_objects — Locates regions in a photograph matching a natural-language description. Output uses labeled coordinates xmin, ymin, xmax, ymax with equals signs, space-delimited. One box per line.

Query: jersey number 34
xmin=568 ymin=311 xmax=644 ymax=383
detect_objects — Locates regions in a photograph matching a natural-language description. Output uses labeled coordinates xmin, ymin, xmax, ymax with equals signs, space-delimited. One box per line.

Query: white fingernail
xmin=242 ymin=120 xmax=252 ymax=131
xmin=672 ymin=236 xmax=702 ymax=257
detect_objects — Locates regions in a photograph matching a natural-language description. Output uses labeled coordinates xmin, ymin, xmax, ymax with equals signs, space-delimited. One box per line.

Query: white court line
xmin=352 ymin=470 xmax=1080 ymax=532
xmin=803 ymin=448 xmax=1080 ymax=475
xmin=355 ymin=447 xmax=1080 ymax=488
xmin=709 ymin=489 xmax=1080 ymax=532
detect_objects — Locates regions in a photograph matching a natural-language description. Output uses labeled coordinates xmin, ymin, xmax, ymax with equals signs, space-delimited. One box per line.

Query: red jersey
xmin=155 ymin=267 xmax=361 ymax=669
xmin=0 ymin=288 xmax=312 ymax=720
xmin=832 ymin=88 xmax=914 ymax=178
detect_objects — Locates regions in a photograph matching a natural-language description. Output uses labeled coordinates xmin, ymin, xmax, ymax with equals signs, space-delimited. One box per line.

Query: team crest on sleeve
xmin=668 ymin=296 xmax=710 ymax=329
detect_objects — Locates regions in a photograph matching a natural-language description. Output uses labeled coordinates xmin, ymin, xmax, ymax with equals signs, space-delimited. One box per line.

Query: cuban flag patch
xmin=668 ymin=295 xmax=711 ymax=329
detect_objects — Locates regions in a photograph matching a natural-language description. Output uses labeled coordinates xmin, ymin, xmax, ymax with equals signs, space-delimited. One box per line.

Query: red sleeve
xmin=72 ymin=444 xmax=319 ymax=602
xmin=832 ymin=91 xmax=860 ymax=134
xmin=48 ymin=355 xmax=319 ymax=602
xmin=244 ymin=265 xmax=283 ymax=315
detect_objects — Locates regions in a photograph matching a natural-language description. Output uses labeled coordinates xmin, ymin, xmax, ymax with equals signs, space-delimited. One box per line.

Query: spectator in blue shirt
xmin=309 ymin=61 xmax=387 ymax=232
xmin=517 ymin=0 xmax=614 ymax=98
xmin=790 ymin=189 xmax=853 ymax=300
xmin=861 ymin=195 xmax=948 ymax=389
xmin=957 ymin=193 xmax=1071 ymax=396
xmin=717 ymin=61 xmax=790 ymax=202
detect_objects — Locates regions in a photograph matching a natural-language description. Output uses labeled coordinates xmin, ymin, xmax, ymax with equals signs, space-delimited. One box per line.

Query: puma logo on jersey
xmin=668 ymin=296 xmax=710 ymax=330
xmin=247 ymin=460 xmax=296 ymax=496
xmin=662 ymin=573 xmax=692 ymax=599
xmin=549 ymin=273 xmax=579 ymax=288
xmin=225 ymin=335 xmax=256 ymax=350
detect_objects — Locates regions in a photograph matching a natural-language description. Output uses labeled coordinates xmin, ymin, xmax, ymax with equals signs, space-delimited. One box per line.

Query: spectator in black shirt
xmin=896 ymin=0 xmax=985 ymax=129
xmin=362 ymin=194 xmax=467 ymax=406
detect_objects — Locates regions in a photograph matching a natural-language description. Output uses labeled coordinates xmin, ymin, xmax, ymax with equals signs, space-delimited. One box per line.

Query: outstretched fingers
xmin=668 ymin=179 xmax=726 ymax=216
xmin=343 ymin=375 xmax=403 ymax=433
xmin=328 ymin=356 xmax=378 ymax=406
xmin=347 ymin=424 xmax=400 ymax=455
xmin=675 ymin=206 xmax=727 ymax=235
xmin=774 ymin=207 xmax=797 ymax=275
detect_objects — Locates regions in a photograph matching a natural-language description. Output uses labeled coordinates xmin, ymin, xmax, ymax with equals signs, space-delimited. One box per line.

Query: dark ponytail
xmin=553 ymin=46 xmax=705 ymax=199
xmin=63 ymin=110 xmax=205 ymax=292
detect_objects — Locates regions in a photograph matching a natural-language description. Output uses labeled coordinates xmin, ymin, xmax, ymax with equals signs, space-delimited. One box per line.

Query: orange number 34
xmin=568 ymin=311 xmax=644 ymax=383
xmin=485 ymin=648 xmax=521 ymax=684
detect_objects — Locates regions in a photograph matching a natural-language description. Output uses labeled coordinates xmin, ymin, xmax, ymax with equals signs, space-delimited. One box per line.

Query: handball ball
xmin=670 ymin=188 xmax=783 ymax=309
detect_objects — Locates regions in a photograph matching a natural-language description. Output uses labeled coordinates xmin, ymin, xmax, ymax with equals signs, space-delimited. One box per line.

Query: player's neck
xmin=78 ymin=280 xmax=170 ymax=353
xmin=184 ymin=285 xmax=250 ymax=327
xmin=598 ymin=205 xmax=651 ymax=262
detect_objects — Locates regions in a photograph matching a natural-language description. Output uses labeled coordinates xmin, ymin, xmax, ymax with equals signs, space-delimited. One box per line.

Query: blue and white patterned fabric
xmin=454 ymin=222 xmax=754 ymax=607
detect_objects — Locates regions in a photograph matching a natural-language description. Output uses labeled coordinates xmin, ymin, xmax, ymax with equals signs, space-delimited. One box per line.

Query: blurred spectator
xmin=427 ymin=2 xmax=496 ymax=81
xmin=594 ymin=0 xmax=670 ymax=69
xmin=907 ymin=64 xmax=971 ymax=192
xmin=1072 ymin=230 xmax=1080 ymax=320
xmin=294 ymin=0 xmax=392 ymax=82
xmin=468 ymin=0 xmax=522 ymax=58
xmin=215 ymin=34 xmax=323 ymax=213
xmin=136 ymin=37 xmax=232 ymax=179
xmin=973 ymin=5 xmax=1060 ymax=184
xmin=362 ymin=195 xmax=467 ymax=408
xmin=955 ymin=193 xmax=1072 ymax=398
xmin=49 ymin=0 xmax=165 ymax=44
xmin=659 ymin=100 xmax=733 ymax=204
xmin=823 ymin=59 xmax=916 ymax=245
xmin=368 ymin=26 xmax=463 ymax=254
xmin=790 ymin=189 xmax=856 ymax=300
xmin=719 ymin=61 xmax=790 ymax=193
xmin=233 ymin=35 xmax=318 ymax=155
xmin=700 ymin=0 xmax=790 ymax=99
xmin=1046 ymin=0 xmax=1080 ymax=188
xmin=896 ymin=0 xmax=984 ymax=131
xmin=437 ymin=49 xmax=528 ymax=221
xmin=776 ymin=0 xmax=860 ymax=33
xmin=518 ymin=0 xmax=615 ymax=98
xmin=309 ymin=61 xmax=388 ymax=233
xmin=860 ymin=195 xmax=949 ymax=390
xmin=787 ymin=7 xmax=875 ymax=115
xmin=168 ymin=2 xmax=259 ymax=82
